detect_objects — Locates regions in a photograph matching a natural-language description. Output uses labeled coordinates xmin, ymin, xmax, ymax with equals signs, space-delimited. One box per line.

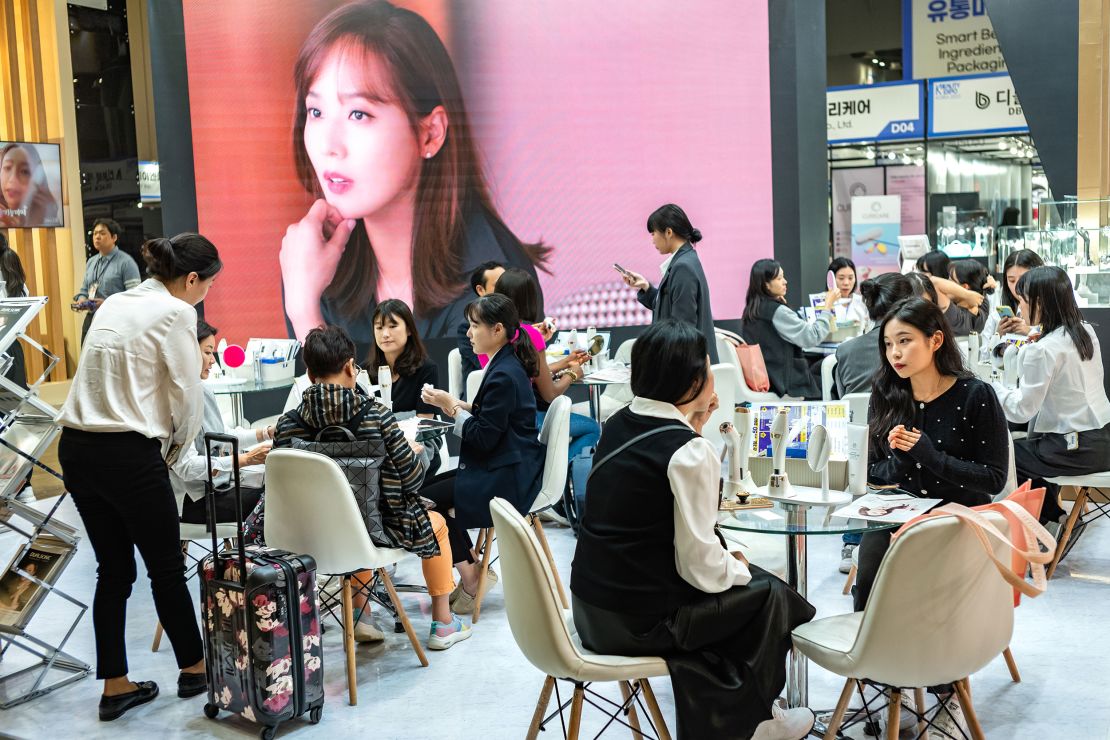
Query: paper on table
xmin=831 ymin=492 xmax=942 ymax=523
xmin=583 ymin=366 xmax=631 ymax=383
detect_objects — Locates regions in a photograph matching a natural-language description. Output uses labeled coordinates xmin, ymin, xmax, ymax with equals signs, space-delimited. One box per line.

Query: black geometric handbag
xmin=285 ymin=408 xmax=391 ymax=548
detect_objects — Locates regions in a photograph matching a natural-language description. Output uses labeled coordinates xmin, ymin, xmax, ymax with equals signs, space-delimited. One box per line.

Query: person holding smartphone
xmin=619 ymin=204 xmax=719 ymax=363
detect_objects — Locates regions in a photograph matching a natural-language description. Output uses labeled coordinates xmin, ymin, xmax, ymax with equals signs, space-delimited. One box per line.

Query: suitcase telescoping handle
xmin=204 ymin=432 xmax=248 ymax=588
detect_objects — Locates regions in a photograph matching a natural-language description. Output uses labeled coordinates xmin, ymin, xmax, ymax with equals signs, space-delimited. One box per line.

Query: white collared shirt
xmin=58 ymin=279 xmax=204 ymax=463
xmin=629 ymin=397 xmax=751 ymax=591
xmin=992 ymin=325 xmax=1110 ymax=434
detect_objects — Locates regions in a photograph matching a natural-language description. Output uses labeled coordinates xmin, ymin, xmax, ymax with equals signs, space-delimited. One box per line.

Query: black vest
xmin=741 ymin=298 xmax=820 ymax=398
xmin=570 ymin=408 xmax=703 ymax=615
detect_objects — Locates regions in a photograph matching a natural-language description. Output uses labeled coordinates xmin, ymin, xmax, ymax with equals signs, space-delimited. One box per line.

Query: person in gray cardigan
xmin=833 ymin=272 xmax=914 ymax=398
xmin=621 ymin=204 xmax=719 ymax=363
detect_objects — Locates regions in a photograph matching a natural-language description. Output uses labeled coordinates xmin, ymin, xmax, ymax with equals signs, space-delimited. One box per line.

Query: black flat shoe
xmin=177 ymin=670 xmax=208 ymax=698
xmin=99 ymin=680 xmax=159 ymax=721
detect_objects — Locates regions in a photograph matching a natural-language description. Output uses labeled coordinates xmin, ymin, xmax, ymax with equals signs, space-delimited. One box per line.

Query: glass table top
xmin=718 ymin=500 xmax=900 ymax=536
xmin=206 ymin=377 xmax=297 ymax=395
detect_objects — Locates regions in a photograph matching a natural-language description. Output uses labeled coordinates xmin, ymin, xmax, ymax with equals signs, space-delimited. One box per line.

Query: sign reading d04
xmin=827 ymin=81 xmax=925 ymax=144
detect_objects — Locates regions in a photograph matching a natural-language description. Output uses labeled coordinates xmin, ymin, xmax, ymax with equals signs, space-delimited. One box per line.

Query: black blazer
xmin=636 ymin=243 xmax=719 ymax=363
xmin=454 ymin=344 xmax=545 ymax=527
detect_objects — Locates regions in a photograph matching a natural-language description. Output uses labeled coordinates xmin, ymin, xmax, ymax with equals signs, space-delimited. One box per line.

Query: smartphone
xmin=996 ymin=305 xmax=1015 ymax=318
xmin=613 ymin=263 xmax=632 ymax=277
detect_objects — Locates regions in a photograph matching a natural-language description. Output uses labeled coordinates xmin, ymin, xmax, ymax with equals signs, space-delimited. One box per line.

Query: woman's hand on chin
xmin=281 ymin=199 xmax=355 ymax=337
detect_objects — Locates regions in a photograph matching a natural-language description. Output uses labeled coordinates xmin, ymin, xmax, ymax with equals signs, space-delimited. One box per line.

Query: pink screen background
xmin=182 ymin=0 xmax=773 ymax=342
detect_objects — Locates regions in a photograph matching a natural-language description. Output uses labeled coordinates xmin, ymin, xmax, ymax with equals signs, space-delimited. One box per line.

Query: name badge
xmin=1065 ymin=432 xmax=1079 ymax=451
xmin=89 ymin=282 xmax=99 ymax=301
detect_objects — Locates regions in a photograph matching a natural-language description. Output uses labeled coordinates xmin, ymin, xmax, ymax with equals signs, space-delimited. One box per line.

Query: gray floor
xmin=1 ymin=495 xmax=1107 ymax=739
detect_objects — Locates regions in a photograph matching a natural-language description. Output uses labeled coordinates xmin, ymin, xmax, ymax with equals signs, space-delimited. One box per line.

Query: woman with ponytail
xmin=620 ymin=204 xmax=719 ymax=362
xmin=420 ymin=293 xmax=545 ymax=613
xmin=57 ymin=233 xmax=222 ymax=720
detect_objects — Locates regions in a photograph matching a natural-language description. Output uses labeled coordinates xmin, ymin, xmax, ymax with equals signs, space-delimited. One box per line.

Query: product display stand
xmin=0 ymin=298 xmax=91 ymax=709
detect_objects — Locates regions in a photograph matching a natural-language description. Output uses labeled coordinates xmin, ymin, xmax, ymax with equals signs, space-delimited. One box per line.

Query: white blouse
xmin=58 ymin=279 xmax=204 ymax=463
xmin=629 ymin=397 xmax=751 ymax=591
xmin=992 ymin=325 xmax=1110 ymax=434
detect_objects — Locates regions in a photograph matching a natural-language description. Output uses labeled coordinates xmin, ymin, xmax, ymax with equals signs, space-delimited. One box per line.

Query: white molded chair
xmin=714 ymin=330 xmax=783 ymax=407
xmin=820 ymin=354 xmax=838 ymax=402
xmin=465 ymin=369 xmax=485 ymax=402
xmin=447 ymin=348 xmax=464 ymax=400
xmin=701 ymin=362 xmax=738 ymax=449
xmin=1045 ymin=470 xmax=1110 ymax=578
xmin=489 ymin=498 xmax=672 ymax=740
xmin=283 ymin=374 xmax=313 ymax=413
xmin=264 ymin=448 xmax=428 ymax=705
xmin=794 ymin=512 xmax=1012 ymax=740
xmin=250 ymin=414 xmax=281 ymax=430
xmin=473 ymin=396 xmax=572 ymax=623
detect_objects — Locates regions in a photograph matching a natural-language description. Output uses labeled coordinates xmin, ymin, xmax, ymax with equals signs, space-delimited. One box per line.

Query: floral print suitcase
xmin=199 ymin=433 xmax=325 ymax=739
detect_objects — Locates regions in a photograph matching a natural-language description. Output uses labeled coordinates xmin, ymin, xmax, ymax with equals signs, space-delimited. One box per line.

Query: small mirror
xmin=807 ymin=424 xmax=830 ymax=472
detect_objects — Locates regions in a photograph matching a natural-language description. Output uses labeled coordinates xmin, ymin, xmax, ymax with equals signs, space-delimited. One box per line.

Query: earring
xmin=424 ymin=151 xmax=433 ymax=159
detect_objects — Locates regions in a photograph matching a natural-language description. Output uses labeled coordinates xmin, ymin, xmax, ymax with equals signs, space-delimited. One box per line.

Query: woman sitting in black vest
xmin=570 ymin=320 xmax=816 ymax=740
xmin=740 ymin=259 xmax=839 ymax=399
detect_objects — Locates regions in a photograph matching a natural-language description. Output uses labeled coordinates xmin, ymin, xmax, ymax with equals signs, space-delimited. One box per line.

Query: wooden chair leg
xmin=531 ymin=515 xmax=569 ymax=608
xmin=379 ymin=567 xmax=429 ymax=667
xmin=567 ymin=684 xmax=585 ymax=740
xmin=526 ymin=676 xmax=556 ymax=740
xmin=956 ymin=678 xmax=985 ymax=740
xmin=823 ymin=678 xmax=856 ymax=740
xmin=1048 ymin=487 xmax=1088 ymax=578
xmin=472 ymin=526 xmax=495 ymax=623
xmin=618 ymin=681 xmax=643 ymax=738
xmin=1003 ymin=646 xmax=1021 ymax=683
xmin=842 ymin=564 xmax=857 ymax=595
xmin=341 ymin=575 xmax=358 ymax=706
xmin=153 ymin=540 xmax=190 ymax=652
xmin=885 ymin=689 xmax=901 ymax=740
xmin=639 ymin=678 xmax=672 ymax=740
xmin=914 ymin=687 xmax=927 ymax=739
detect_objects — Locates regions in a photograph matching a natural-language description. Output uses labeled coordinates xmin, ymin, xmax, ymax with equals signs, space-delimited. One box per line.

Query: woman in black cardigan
xmin=570 ymin=320 xmax=815 ymax=740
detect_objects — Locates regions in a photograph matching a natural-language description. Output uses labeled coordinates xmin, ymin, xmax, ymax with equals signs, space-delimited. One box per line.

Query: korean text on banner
xmin=929 ymin=73 xmax=1029 ymax=137
xmin=827 ymin=82 xmax=924 ymax=143
xmin=904 ymin=0 xmax=1005 ymax=80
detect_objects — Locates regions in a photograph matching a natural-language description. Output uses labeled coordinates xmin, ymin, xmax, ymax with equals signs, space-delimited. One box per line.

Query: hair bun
xmin=142 ymin=237 xmax=176 ymax=278
xmin=689 ymin=228 xmax=702 ymax=244
xmin=859 ymin=277 xmax=878 ymax=303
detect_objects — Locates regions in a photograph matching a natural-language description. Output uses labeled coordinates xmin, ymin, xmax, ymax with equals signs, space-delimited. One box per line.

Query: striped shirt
xmin=274 ymin=383 xmax=437 ymax=557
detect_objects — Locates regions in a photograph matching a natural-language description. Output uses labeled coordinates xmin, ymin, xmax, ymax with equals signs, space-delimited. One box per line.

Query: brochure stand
xmin=0 ymin=298 xmax=91 ymax=709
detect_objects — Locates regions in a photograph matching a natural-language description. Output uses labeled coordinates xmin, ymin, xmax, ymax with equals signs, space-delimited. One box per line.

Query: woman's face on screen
xmin=1 ymin=148 xmax=31 ymax=208
xmin=302 ymin=50 xmax=422 ymax=221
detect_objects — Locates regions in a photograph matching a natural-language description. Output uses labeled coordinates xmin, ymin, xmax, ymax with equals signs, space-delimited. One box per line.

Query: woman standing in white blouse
xmin=570 ymin=320 xmax=816 ymax=740
xmin=57 ymin=234 xmax=222 ymax=721
xmin=992 ymin=266 xmax=1110 ymax=525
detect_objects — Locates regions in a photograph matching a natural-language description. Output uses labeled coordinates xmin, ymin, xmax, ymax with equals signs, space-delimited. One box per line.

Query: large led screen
xmin=182 ymin=0 xmax=773 ymax=356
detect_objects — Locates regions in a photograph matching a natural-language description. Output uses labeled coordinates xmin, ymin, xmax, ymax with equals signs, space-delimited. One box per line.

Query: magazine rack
xmin=0 ymin=298 xmax=91 ymax=709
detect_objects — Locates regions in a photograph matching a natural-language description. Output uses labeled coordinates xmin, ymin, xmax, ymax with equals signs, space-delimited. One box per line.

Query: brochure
xmin=831 ymin=492 xmax=942 ymax=524
xmin=0 ymin=534 xmax=76 ymax=629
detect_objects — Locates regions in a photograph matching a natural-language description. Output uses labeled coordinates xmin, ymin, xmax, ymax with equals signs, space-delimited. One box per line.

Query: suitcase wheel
xmin=260 ymin=726 xmax=277 ymax=740
xmin=394 ymin=621 xmax=404 ymax=633
xmin=203 ymin=703 xmax=219 ymax=719
xmin=309 ymin=705 xmax=323 ymax=724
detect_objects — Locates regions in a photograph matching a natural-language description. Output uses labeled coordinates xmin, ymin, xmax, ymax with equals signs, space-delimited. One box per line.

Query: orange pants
xmin=353 ymin=511 xmax=455 ymax=598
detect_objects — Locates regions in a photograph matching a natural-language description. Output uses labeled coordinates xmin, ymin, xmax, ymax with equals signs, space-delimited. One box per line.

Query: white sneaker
xmin=15 ymin=485 xmax=33 ymax=503
xmin=353 ymin=621 xmax=385 ymax=643
xmin=931 ymin=695 xmax=969 ymax=739
xmin=839 ymin=544 xmax=856 ymax=574
xmin=539 ymin=508 xmax=570 ymax=527
xmin=752 ymin=705 xmax=815 ymax=740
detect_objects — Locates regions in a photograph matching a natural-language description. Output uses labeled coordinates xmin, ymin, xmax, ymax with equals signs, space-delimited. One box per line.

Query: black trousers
xmin=572 ymin=567 xmax=815 ymax=740
xmin=419 ymin=470 xmax=475 ymax=565
xmin=59 ymin=428 xmax=204 ymax=679
xmin=1013 ymin=423 xmax=1110 ymax=523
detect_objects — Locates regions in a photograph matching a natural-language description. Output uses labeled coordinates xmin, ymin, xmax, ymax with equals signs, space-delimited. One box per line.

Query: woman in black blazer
xmin=421 ymin=293 xmax=545 ymax=612
xmin=622 ymin=204 xmax=719 ymax=363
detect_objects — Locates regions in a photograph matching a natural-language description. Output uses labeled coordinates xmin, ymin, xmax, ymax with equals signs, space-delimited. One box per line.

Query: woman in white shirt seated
xmin=992 ymin=266 xmax=1110 ymax=525
xmin=172 ymin=319 xmax=272 ymax=525
xmin=57 ymin=234 xmax=222 ymax=719
xmin=570 ymin=319 xmax=816 ymax=740
xmin=740 ymin=259 xmax=839 ymax=399
xmin=827 ymin=257 xmax=869 ymax=328
xmin=980 ymin=250 xmax=1044 ymax=356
